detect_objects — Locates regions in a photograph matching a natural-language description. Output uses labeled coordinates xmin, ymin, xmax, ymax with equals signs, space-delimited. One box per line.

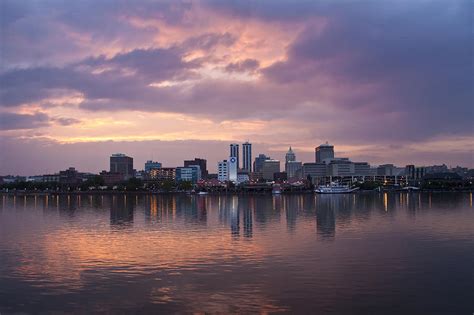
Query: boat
xmin=401 ymin=186 xmax=420 ymax=191
xmin=314 ymin=182 xmax=359 ymax=194
xmin=272 ymin=184 xmax=282 ymax=194
xmin=197 ymin=191 xmax=209 ymax=195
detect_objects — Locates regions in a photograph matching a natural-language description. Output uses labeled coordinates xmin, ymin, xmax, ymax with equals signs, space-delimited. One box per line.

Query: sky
xmin=0 ymin=0 xmax=472 ymax=175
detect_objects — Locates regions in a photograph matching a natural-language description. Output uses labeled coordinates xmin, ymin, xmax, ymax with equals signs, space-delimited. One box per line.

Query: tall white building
xmin=285 ymin=147 xmax=296 ymax=163
xmin=228 ymin=156 xmax=238 ymax=182
xmin=242 ymin=142 xmax=252 ymax=173
xmin=285 ymin=147 xmax=301 ymax=179
xmin=230 ymin=143 xmax=239 ymax=169
xmin=218 ymin=160 xmax=228 ymax=181
xmin=286 ymin=161 xmax=303 ymax=179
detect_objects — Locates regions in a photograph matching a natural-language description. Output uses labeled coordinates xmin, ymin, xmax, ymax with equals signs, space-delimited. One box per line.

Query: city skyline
xmin=0 ymin=139 xmax=473 ymax=176
xmin=1 ymin=1 xmax=472 ymax=175
xmin=1 ymin=139 xmax=470 ymax=177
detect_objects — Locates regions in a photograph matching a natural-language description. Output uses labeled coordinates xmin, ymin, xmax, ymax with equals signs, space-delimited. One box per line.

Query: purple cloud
xmin=0 ymin=0 xmax=472 ymax=171
xmin=0 ymin=112 xmax=49 ymax=130
xmin=225 ymin=59 xmax=260 ymax=73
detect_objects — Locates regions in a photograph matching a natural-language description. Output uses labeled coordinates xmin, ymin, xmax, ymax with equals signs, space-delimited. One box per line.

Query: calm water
xmin=0 ymin=192 xmax=473 ymax=314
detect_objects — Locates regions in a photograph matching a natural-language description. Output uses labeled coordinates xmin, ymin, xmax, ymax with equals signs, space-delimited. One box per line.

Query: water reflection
xmin=110 ymin=195 xmax=134 ymax=228
xmin=0 ymin=192 xmax=473 ymax=314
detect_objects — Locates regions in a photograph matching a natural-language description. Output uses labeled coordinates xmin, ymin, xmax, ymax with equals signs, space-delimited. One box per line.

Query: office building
xmin=230 ymin=143 xmax=239 ymax=169
xmin=415 ymin=167 xmax=426 ymax=179
xmin=144 ymin=160 xmax=162 ymax=173
xmin=110 ymin=153 xmax=134 ymax=180
xmin=284 ymin=147 xmax=301 ymax=179
xmin=242 ymin=142 xmax=252 ymax=173
xmin=302 ymin=163 xmax=327 ymax=181
xmin=327 ymin=159 xmax=355 ymax=176
xmin=59 ymin=167 xmax=82 ymax=185
xmin=150 ymin=168 xmax=176 ymax=181
xmin=229 ymin=156 xmax=238 ymax=182
xmin=405 ymin=165 xmax=415 ymax=178
xmin=377 ymin=164 xmax=395 ymax=176
xmin=42 ymin=174 xmax=60 ymax=183
xmin=354 ymin=162 xmax=371 ymax=176
xmin=184 ymin=158 xmax=208 ymax=178
xmin=285 ymin=147 xmax=296 ymax=163
xmin=262 ymin=159 xmax=280 ymax=181
xmin=253 ymin=154 xmax=270 ymax=173
xmin=425 ymin=164 xmax=449 ymax=174
xmin=100 ymin=171 xmax=124 ymax=185
xmin=218 ymin=160 xmax=229 ymax=181
xmin=237 ymin=172 xmax=250 ymax=184
xmin=315 ymin=142 xmax=334 ymax=164
xmin=286 ymin=161 xmax=303 ymax=179
xmin=176 ymin=165 xmax=201 ymax=183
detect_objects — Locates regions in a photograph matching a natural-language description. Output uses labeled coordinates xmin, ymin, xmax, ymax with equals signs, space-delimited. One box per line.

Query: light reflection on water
xmin=0 ymin=192 xmax=473 ymax=314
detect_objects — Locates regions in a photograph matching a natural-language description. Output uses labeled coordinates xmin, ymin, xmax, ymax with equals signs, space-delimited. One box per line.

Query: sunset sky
xmin=0 ymin=0 xmax=472 ymax=175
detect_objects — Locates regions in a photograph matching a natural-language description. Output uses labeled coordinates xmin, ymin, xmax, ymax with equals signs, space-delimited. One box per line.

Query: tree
xmin=177 ymin=180 xmax=193 ymax=191
xmin=160 ymin=179 xmax=175 ymax=192
xmin=125 ymin=178 xmax=143 ymax=191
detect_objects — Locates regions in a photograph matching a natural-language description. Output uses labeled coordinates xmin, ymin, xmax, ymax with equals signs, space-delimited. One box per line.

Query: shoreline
xmin=1 ymin=189 xmax=472 ymax=196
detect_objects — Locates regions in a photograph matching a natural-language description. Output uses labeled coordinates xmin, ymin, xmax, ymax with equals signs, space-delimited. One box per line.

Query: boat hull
xmin=314 ymin=187 xmax=359 ymax=194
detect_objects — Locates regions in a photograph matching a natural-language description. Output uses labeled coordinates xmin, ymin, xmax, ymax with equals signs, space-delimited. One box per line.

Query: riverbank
xmin=1 ymin=188 xmax=472 ymax=196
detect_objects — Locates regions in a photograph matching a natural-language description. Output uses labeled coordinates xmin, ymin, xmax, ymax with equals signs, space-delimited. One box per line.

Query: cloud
xmin=225 ymin=59 xmax=260 ymax=73
xmin=0 ymin=0 xmax=195 ymax=69
xmin=0 ymin=112 xmax=49 ymax=130
xmin=0 ymin=0 xmax=472 ymax=171
xmin=261 ymin=0 xmax=472 ymax=139
xmin=51 ymin=117 xmax=81 ymax=126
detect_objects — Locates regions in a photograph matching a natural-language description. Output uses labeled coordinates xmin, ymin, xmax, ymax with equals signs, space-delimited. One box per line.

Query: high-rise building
xmin=150 ymin=168 xmax=176 ymax=180
xmin=262 ymin=159 xmax=280 ymax=181
xmin=425 ymin=164 xmax=449 ymax=174
xmin=253 ymin=154 xmax=270 ymax=173
xmin=315 ymin=142 xmax=334 ymax=164
xmin=285 ymin=147 xmax=296 ymax=163
xmin=415 ymin=167 xmax=426 ymax=179
xmin=405 ymin=165 xmax=415 ymax=178
xmin=218 ymin=160 xmax=229 ymax=181
xmin=354 ymin=162 xmax=371 ymax=176
xmin=59 ymin=167 xmax=82 ymax=185
xmin=286 ymin=161 xmax=302 ymax=179
xmin=176 ymin=165 xmax=201 ymax=183
xmin=377 ymin=164 xmax=395 ymax=176
xmin=327 ymin=159 xmax=355 ymax=176
xmin=302 ymin=163 xmax=327 ymax=181
xmin=144 ymin=160 xmax=161 ymax=173
xmin=228 ymin=156 xmax=238 ymax=182
xmin=237 ymin=171 xmax=250 ymax=184
xmin=285 ymin=147 xmax=300 ymax=179
xmin=110 ymin=153 xmax=134 ymax=180
xmin=184 ymin=158 xmax=208 ymax=178
xmin=230 ymin=143 xmax=239 ymax=169
xmin=242 ymin=142 xmax=252 ymax=173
